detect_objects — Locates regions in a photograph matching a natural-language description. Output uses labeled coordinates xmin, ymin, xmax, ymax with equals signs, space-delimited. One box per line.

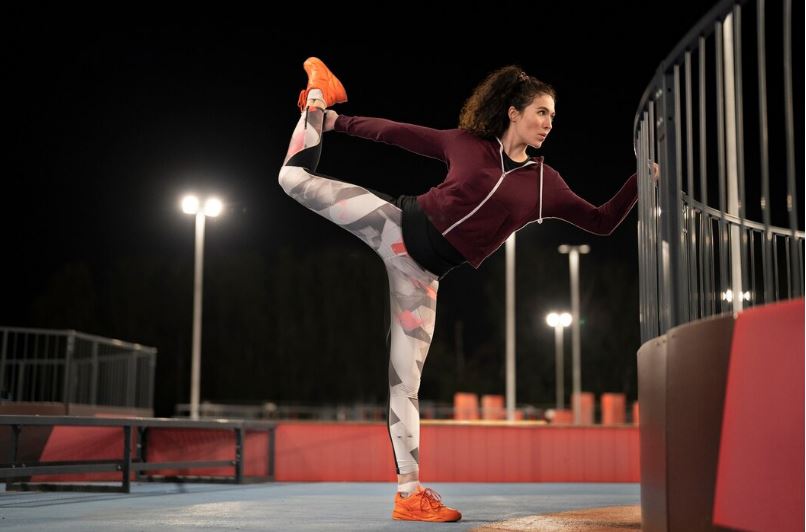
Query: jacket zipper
xmin=442 ymin=143 xmax=540 ymax=236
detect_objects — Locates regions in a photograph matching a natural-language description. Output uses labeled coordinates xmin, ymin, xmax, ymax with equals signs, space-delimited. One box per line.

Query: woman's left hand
xmin=650 ymin=162 xmax=660 ymax=182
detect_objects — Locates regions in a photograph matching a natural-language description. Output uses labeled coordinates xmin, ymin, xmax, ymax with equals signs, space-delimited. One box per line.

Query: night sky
xmin=4 ymin=3 xmax=724 ymax=414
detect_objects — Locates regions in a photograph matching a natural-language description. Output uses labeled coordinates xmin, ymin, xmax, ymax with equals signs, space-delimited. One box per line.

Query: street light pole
xmin=558 ymin=244 xmax=589 ymax=424
xmin=554 ymin=324 xmax=564 ymax=409
xmin=505 ymin=234 xmax=516 ymax=421
xmin=191 ymin=212 xmax=205 ymax=421
xmin=546 ymin=312 xmax=572 ymax=410
xmin=181 ymin=195 xmax=223 ymax=420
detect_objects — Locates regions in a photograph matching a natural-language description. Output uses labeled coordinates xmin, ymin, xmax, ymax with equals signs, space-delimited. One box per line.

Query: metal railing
xmin=0 ymin=328 xmax=157 ymax=409
xmin=635 ymin=0 xmax=803 ymax=342
xmin=0 ymin=415 xmax=275 ymax=492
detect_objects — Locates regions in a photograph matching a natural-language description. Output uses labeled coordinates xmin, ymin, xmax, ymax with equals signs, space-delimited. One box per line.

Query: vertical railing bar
xmin=684 ymin=50 xmax=700 ymax=318
xmin=127 ymin=350 xmax=136 ymax=408
xmin=697 ymin=210 xmax=706 ymax=316
xmin=685 ymin=50 xmax=695 ymax=200
xmin=716 ymin=21 xmax=730 ymax=312
xmin=781 ymin=0 xmax=801 ymax=296
xmin=90 ymin=342 xmax=98 ymax=406
xmin=637 ymin=120 xmax=646 ymax=341
xmin=22 ymin=334 xmax=29 ymax=401
xmin=11 ymin=425 xmax=21 ymax=464
xmin=711 ymin=217 xmax=718 ymax=315
xmin=757 ymin=0 xmax=773 ymax=302
xmin=733 ymin=4 xmax=751 ymax=308
xmin=785 ymin=238 xmax=792 ymax=298
xmin=773 ymin=235 xmax=780 ymax=298
xmin=32 ymin=335 xmax=40 ymax=402
xmin=234 ymin=427 xmax=244 ymax=483
xmin=699 ymin=37 xmax=709 ymax=207
xmin=693 ymin=210 xmax=700 ymax=316
xmin=673 ymin=63 xmax=688 ymax=324
xmin=122 ymin=425 xmax=131 ymax=493
xmin=653 ymin=102 xmax=662 ymax=336
xmin=63 ymin=333 xmax=74 ymax=406
xmin=716 ymin=20 xmax=727 ymax=216
xmin=749 ymin=230 xmax=757 ymax=306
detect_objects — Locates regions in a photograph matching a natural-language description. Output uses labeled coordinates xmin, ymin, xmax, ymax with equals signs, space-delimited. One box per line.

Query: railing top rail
xmin=0 ymin=327 xmax=157 ymax=353
xmin=633 ymin=0 xmax=749 ymax=137
xmin=683 ymin=195 xmax=806 ymax=238
xmin=0 ymin=414 xmax=275 ymax=430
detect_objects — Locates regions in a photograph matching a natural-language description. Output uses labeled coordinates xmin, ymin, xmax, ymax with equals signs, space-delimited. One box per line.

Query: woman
xmin=278 ymin=57 xmax=640 ymax=522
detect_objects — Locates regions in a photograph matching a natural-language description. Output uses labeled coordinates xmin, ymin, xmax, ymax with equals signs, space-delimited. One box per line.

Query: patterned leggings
xmin=278 ymin=108 xmax=438 ymax=475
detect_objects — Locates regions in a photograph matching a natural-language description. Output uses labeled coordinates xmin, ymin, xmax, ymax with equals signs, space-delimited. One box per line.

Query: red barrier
xmin=275 ymin=422 xmax=639 ymax=482
xmin=714 ymin=299 xmax=804 ymax=531
xmin=275 ymin=423 xmax=396 ymax=481
xmin=571 ymin=392 xmax=595 ymax=424
xmin=480 ymin=395 xmax=505 ymax=420
xmin=146 ymin=428 xmax=236 ymax=477
xmin=550 ymin=409 xmax=573 ymax=425
xmin=29 ymin=426 xmax=270 ymax=481
xmin=34 ymin=426 xmax=127 ymax=481
xmin=453 ymin=393 xmax=479 ymax=420
xmin=25 ymin=420 xmax=639 ymax=483
xmin=601 ymin=393 xmax=626 ymax=425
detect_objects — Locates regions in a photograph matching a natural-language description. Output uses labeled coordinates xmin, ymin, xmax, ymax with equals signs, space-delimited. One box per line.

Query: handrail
xmin=0 ymin=415 xmax=276 ymax=493
xmin=683 ymin=195 xmax=806 ymax=238
xmin=633 ymin=0 xmax=803 ymax=342
xmin=633 ymin=0 xmax=750 ymax=137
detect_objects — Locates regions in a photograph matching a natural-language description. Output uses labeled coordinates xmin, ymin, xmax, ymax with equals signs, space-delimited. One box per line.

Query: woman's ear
xmin=508 ymin=106 xmax=520 ymax=122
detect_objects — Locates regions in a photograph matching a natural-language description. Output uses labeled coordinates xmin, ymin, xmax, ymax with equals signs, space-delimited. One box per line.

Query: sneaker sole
xmin=392 ymin=510 xmax=462 ymax=522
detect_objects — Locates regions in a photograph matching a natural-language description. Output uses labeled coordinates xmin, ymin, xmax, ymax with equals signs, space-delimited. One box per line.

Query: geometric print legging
xmin=278 ymin=107 xmax=439 ymax=475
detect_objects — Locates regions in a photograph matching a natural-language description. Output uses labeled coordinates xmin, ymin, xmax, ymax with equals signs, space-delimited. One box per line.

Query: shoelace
xmin=418 ymin=488 xmax=445 ymax=511
xmin=297 ymin=90 xmax=308 ymax=112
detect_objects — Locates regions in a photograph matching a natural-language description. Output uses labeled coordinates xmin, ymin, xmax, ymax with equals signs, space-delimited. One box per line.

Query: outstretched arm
xmin=328 ymin=113 xmax=450 ymax=162
xmin=553 ymin=173 xmax=639 ymax=235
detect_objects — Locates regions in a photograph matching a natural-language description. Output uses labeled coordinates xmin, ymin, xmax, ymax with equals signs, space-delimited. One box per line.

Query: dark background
xmin=3 ymin=3 xmax=744 ymax=416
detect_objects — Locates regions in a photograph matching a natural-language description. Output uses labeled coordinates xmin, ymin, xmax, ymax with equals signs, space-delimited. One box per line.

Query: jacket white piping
xmin=442 ymin=140 xmax=539 ymax=237
xmin=538 ymin=161 xmax=544 ymax=224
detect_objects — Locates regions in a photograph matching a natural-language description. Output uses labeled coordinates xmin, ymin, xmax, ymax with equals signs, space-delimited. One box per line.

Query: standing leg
xmin=385 ymin=255 xmax=438 ymax=489
xmin=385 ymin=252 xmax=462 ymax=522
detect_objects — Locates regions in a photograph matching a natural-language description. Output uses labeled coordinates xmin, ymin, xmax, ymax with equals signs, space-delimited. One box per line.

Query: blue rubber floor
xmin=0 ymin=482 xmax=640 ymax=531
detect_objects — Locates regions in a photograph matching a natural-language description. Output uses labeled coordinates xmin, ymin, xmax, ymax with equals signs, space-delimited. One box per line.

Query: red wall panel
xmin=275 ymin=422 xmax=639 ymax=482
xmin=714 ymin=299 xmax=804 ymax=531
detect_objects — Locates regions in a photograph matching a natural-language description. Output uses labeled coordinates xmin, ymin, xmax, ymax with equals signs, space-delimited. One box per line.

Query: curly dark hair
xmin=459 ymin=65 xmax=557 ymax=140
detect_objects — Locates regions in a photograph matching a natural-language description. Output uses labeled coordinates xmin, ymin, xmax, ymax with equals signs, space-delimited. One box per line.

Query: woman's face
xmin=509 ymin=93 xmax=555 ymax=148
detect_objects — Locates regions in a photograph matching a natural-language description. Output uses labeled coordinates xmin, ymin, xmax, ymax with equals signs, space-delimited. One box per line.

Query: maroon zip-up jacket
xmin=334 ymin=115 xmax=638 ymax=268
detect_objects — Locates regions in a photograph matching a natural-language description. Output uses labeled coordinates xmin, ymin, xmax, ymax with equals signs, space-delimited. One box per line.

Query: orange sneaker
xmin=297 ymin=56 xmax=348 ymax=111
xmin=392 ymin=487 xmax=462 ymax=522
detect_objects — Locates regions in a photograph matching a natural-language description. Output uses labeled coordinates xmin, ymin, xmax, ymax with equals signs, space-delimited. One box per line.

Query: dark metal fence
xmin=0 ymin=415 xmax=275 ymax=492
xmin=0 ymin=328 xmax=157 ymax=410
xmin=635 ymin=0 xmax=803 ymax=342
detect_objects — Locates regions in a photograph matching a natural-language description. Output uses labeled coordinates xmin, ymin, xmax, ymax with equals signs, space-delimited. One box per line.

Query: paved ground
xmin=0 ymin=482 xmax=639 ymax=531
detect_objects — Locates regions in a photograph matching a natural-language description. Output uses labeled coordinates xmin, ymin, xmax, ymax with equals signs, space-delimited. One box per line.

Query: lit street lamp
xmin=181 ymin=195 xmax=223 ymax=420
xmin=546 ymin=312 xmax=572 ymax=410
xmin=558 ymin=244 xmax=589 ymax=424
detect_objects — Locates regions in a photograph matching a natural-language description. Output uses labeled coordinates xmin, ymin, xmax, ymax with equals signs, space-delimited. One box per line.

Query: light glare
xmin=182 ymin=195 xmax=200 ymax=214
xmin=204 ymin=198 xmax=223 ymax=217
xmin=546 ymin=312 xmax=572 ymax=328
xmin=559 ymin=312 xmax=572 ymax=327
